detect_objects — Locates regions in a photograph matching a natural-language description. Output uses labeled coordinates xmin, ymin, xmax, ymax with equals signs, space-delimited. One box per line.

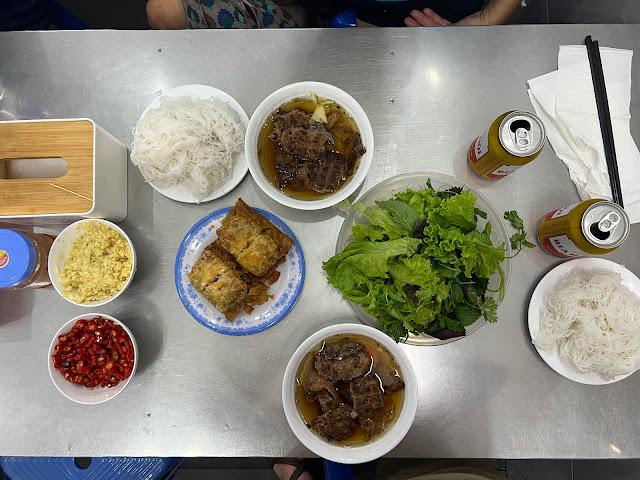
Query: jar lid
xmin=0 ymin=230 xmax=36 ymax=288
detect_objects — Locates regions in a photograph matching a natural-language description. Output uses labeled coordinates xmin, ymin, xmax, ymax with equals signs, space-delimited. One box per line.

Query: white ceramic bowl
xmin=282 ymin=323 xmax=418 ymax=464
xmin=48 ymin=313 xmax=138 ymax=404
xmin=246 ymin=81 xmax=374 ymax=210
xmin=49 ymin=219 xmax=137 ymax=307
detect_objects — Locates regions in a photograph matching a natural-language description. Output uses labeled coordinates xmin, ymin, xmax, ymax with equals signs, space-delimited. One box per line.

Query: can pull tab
xmin=589 ymin=212 xmax=621 ymax=240
xmin=598 ymin=212 xmax=620 ymax=233
xmin=509 ymin=119 xmax=532 ymax=152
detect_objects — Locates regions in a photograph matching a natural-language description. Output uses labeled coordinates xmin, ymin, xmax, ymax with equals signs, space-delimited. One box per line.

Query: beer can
xmin=537 ymin=199 xmax=629 ymax=257
xmin=468 ymin=111 xmax=545 ymax=179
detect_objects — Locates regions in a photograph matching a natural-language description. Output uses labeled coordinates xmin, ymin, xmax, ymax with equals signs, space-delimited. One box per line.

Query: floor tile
xmin=548 ymin=0 xmax=583 ymax=23
xmin=507 ymin=460 xmax=572 ymax=480
xmin=573 ymin=459 xmax=640 ymax=480
xmin=507 ymin=0 xmax=549 ymax=24
xmin=173 ymin=469 xmax=277 ymax=480
xmin=506 ymin=462 xmax=527 ymax=480
xmin=179 ymin=458 xmax=271 ymax=470
xmin=563 ymin=0 xmax=640 ymax=24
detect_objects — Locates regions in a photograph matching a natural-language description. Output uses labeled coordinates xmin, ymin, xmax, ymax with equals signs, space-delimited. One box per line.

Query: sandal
xmin=270 ymin=457 xmax=308 ymax=480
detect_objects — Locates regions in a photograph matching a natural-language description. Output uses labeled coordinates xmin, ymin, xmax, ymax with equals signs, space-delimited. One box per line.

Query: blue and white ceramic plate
xmin=175 ymin=207 xmax=305 ymax=335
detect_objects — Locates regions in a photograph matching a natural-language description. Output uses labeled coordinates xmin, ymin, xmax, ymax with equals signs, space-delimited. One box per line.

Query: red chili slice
xmin=115 ymin=339 xmax=125 ymax=356
xmin=51 ymin=317 xmax=134 ymax=389
xmin=51 ymin=354 xmax=62 ymax=367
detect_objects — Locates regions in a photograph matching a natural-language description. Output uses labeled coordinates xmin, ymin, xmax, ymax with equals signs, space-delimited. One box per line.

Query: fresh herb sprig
xmin=504 ymin=210 xmax=536 ymax=257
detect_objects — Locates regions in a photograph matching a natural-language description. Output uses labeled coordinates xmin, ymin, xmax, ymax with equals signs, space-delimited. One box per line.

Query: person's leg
xmin=180 ymin=0 xmax=298 ymax=28
xmin=146 ymin=0 xmax=186 ymax=29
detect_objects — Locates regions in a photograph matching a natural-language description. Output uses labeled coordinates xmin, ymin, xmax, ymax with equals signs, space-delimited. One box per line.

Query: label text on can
xmin=486 ymin=164 xmax=520 ymax=179
xmin=469 ymin=129 xmax=489 ymax=164
xmin=545 ymin=203 xmax=580 ymax=221
xmin=541 ymin=234 xmax=583 ymax=258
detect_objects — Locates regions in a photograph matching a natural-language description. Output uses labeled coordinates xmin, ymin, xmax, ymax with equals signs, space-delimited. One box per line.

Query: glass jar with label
xmin=0 ymin=229 xmax=55 ymax=289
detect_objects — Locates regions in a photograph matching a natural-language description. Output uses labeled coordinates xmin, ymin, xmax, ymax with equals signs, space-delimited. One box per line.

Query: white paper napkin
xmin=527 ymin=45 xmax=640 ymax=223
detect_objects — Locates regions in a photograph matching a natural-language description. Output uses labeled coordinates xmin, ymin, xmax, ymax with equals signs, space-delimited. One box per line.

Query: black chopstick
xmin=585 ymin=35 xmax=624 ymax=208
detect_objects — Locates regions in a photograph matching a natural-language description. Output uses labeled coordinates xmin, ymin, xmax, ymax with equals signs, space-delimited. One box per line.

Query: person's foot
xmin=271 ymin=458 xmax=313 ymax=480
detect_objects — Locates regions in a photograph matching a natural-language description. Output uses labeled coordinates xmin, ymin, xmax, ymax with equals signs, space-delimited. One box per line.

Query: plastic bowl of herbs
xmin=326 ymin=172 xmax=533 ymax=346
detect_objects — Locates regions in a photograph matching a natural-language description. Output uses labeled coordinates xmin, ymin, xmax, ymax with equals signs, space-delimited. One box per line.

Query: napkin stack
xmin=527 ymin=45 xmax=640 ymax=223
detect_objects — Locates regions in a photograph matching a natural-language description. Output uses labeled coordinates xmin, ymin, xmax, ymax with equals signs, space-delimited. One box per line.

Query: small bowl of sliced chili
xmin=48 ymin=313 xmax=137 ymax=404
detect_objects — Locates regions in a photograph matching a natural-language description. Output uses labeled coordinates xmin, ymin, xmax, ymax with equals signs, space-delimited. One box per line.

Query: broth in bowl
xmin=258 ymin=95 xmax=366 ymax=200
xmin=295 ymin=334 xmax=405 ymax=446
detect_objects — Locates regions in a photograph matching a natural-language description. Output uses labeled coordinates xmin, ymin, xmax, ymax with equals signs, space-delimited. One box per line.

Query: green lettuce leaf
xmin=352 ymin=224 xmax=387 ymax=242
xmin=323 ymin=237 xmax=421 ymax=279
xmin=394 ymin=188 xmax=441 ymax=219
xmin=438 ymin=190 xmax=478 ymax=231
xmin=388 ymin=255 xmax=439 ymax=288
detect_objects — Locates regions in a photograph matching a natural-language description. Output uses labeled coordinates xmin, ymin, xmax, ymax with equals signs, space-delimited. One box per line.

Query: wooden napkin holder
xmin=0 ymin=119 xmax=127 ymax=224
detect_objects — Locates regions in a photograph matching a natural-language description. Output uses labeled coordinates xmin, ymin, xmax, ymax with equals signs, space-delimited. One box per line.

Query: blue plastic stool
xmin=0 ymin=457 xmax=183 ymax=480
xmin=323 ymin=459 xmax=354 ymax=480
xmin=49 ymin=0 xmax=89 ymax=29
xmin=330 ymin=9 xmax=357 ymax=28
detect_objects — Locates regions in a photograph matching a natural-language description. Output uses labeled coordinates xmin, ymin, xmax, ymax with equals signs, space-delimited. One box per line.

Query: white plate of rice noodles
xmin=529 ymin=258 xmax=640 ymax=385
xmin=131 ymin=84 xmax=248 ymax=203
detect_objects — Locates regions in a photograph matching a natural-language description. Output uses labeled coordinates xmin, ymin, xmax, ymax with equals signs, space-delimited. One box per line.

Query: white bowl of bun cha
xmin=282 ymin=323 xmax=417 ymax=464
xmin=246 ymin=81 xmax=374 ymax=211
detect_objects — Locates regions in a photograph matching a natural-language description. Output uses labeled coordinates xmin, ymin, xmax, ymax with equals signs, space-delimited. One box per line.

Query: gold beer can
xmin=468 ymin=111 xmax=545 ymax=179
xmin=537 ymin=199 xmax=630 ymax=257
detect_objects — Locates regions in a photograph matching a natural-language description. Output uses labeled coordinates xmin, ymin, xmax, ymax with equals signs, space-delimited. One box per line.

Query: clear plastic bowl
xmin=335 ymin=172 xmax=512 ymax=346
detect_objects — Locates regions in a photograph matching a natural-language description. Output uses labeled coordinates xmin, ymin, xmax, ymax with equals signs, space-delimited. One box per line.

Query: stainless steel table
xmin=1 ymin=25 xmax=639 ymax=459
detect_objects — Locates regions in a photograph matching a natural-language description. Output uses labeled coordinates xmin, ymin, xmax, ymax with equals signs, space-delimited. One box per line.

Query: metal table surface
xmin=1 ymin=25 xmax=640 ymax=459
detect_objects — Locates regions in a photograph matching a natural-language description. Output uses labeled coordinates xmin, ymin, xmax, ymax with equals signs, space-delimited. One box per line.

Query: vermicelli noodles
xmin=534 ymin=267 xmax=640 ymax=380
xmin=131 ymin=95 xmax=244 ymax=202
